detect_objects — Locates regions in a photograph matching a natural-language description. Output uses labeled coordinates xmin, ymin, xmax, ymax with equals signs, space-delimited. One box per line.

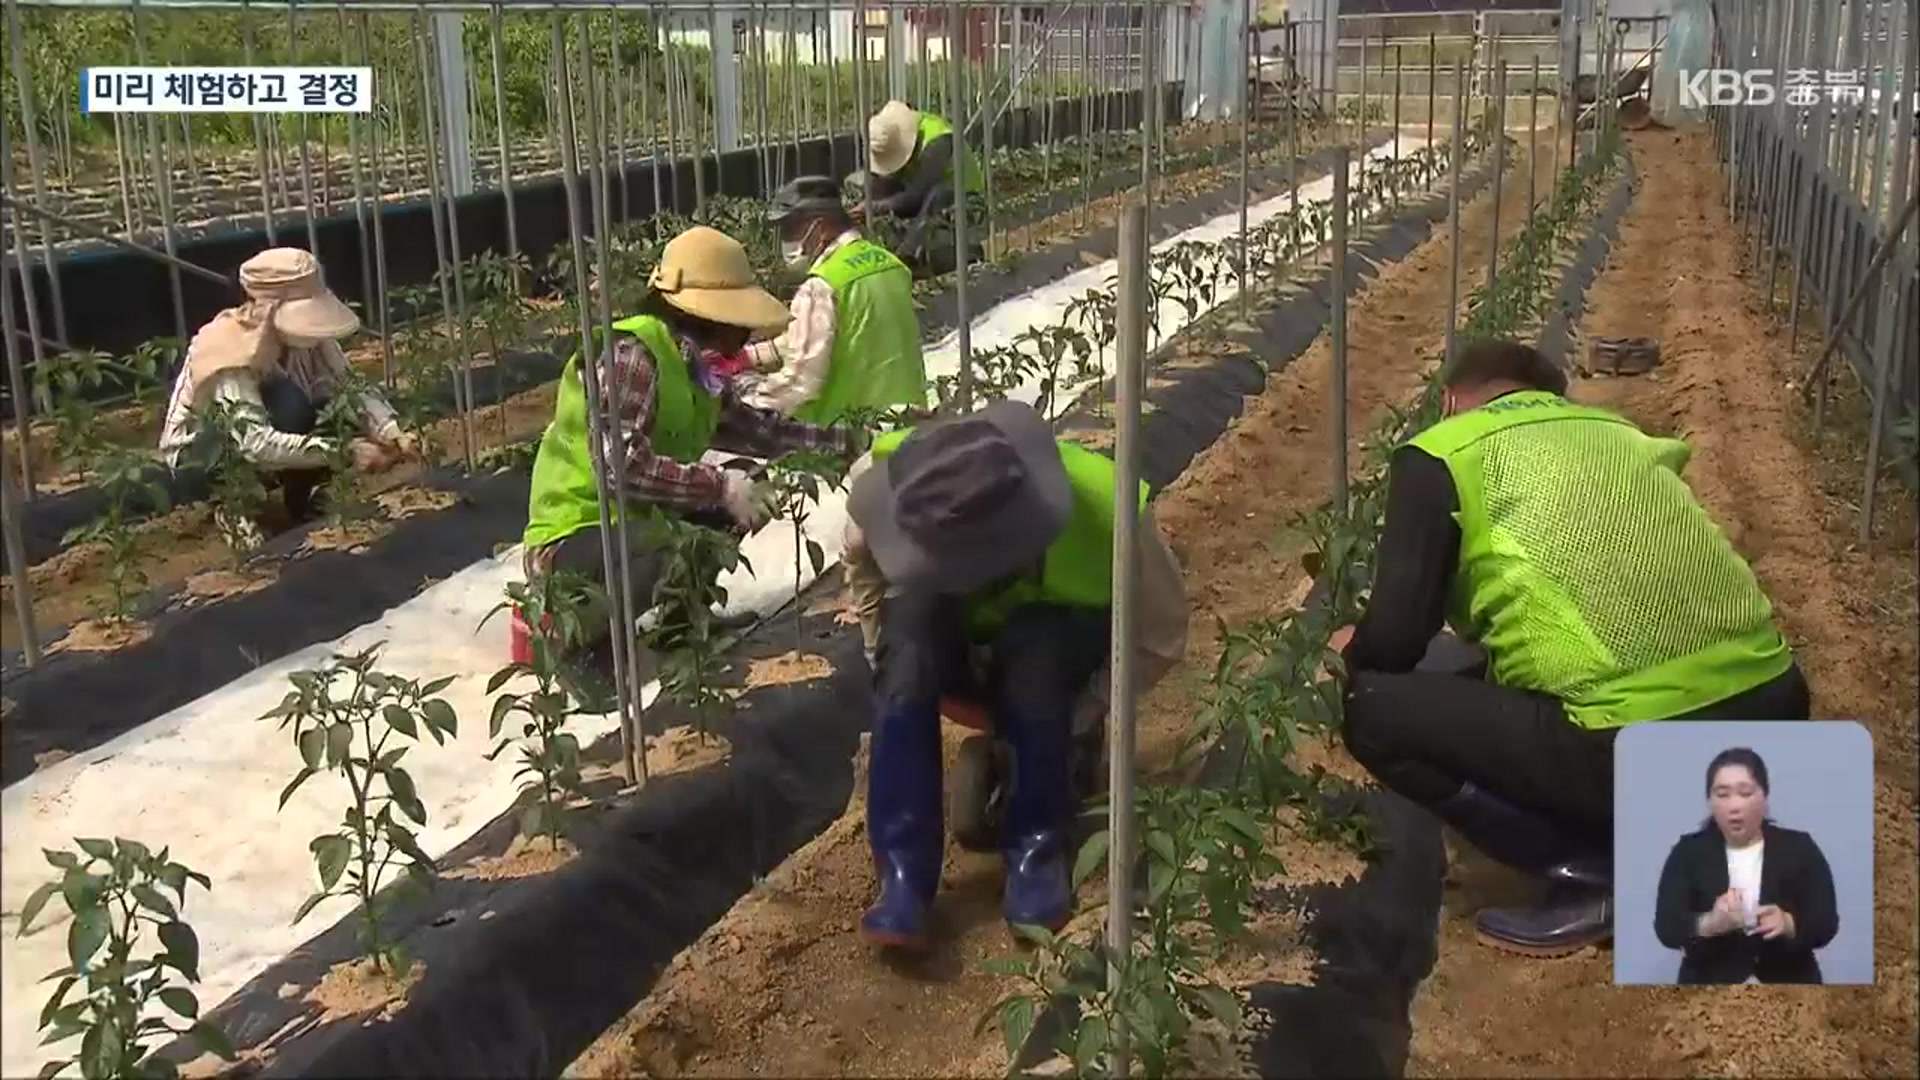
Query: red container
xmin=508 ymin=608 xmax=554 ymax=665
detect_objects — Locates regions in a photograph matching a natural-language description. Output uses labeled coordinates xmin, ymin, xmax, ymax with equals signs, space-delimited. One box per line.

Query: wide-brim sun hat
xmin=766 ymin=175 xmax=847 ymax=224
xmin=239 ymin=247 xmax=361 ymax=340
xmin=648 ymin=225 xmax=792 ymax=333
xmin=867 ymin=100 xmax=920 ymax=179
xmin=846 ymin=399 xmax=1072 ymax=596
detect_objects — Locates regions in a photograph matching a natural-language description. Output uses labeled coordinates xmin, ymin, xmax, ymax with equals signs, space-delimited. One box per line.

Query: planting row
xmin=3 ymin=114 xmax=1316 ymax=572
xmin=1 ymin=130 xmax=1475 ymax=1080
xmin=0 ymin=123 xmax=1373 ymax=675
xmin=996 ymin=129 xmax=1631 ymax=1077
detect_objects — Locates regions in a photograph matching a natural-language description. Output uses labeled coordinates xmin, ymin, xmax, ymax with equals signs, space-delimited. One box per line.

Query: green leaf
xmin=311 ymin=835 xmax=352 ymax=890
xmin=1071 ymin=830 xmax=1110 ymax=888
xmin=157 ymin=986 xmax=200 ymax=1020
xmin=74 ymin=839 xmax=115 ymax=861
xmin=421 ymin=699 xmax=459 ymax=738
xmin=43 ymin=850 xmax=81 ymax=871
xmin=381 ymin=705 xmax=418 ymax=738
xmin=489 ymin=696 xmax=516 ymax=740
xmin=278 ymin=767 xmax=318 ymax=810
xmin=999 ymin=995 xmax=1036 ymax=1062
xmin=385 ymin=767 xmax=427 ymax=825
xmin=1074 ymin=1014 xmax=1110 ymax=1069
xmin=34 ymin=1058 xmax=71 ymax=1079
xmin=78 ymin=1017 xmax=114 ymax=1080
xmin=297 ymin=726 xmax=325 ymax=768
xmin=130 ymin=884 xmax=176 ymax=919
xmin=190 ymin=1020 xmax=237 ymax=1061
xmin=38 ymin=975 xmax=79 ymax=1028
xmin=291 ymin=890 xmax=331 ymax=925
xmin=325 ymin=721 xmax=355 ymax=767
xmin=1188 ymin=983 xmax=1242 ymax=1029
xmin=420 ymin=676 xmax=456 ymax=696
xmin=65 ymin=907 xmax=109 ymax=969
xmin=18 ymin=881 xmax=61 ymax=935
xmin=158 ymin=920 xmax=201 ymax=982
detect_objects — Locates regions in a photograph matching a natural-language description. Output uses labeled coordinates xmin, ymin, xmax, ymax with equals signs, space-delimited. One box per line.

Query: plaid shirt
xmin=526 ymin=328 xmax=858 ymax=574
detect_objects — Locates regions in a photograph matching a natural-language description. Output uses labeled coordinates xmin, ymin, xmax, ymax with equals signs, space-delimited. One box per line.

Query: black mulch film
xmin=132 ymin=154 xmax=1502 ymax=1080
xmin=3 ymin=86 xmax=1228 ymax=567
xmin=2 ymin=87 xmax=1180 ymax=370
xmin=1 ymin=133 xmax=1372 ymax=783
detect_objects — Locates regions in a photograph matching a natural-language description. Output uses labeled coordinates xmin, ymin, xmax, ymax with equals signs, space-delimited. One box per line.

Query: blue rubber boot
xmin=996 ymin=696 xmax=1077 ymax=934
xmin=860 ymin=701 xmax=945 ymax=952
xmin=1430 ymin=783 xmax=1613 ymax=957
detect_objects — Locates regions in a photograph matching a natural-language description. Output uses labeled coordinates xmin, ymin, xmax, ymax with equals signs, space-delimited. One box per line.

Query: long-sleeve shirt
xmin=1341 ymin=444 xmax=1461 ymax=677
xmin=838 ymin=451 xmax=1189 ymax=723
xmin=871 ymin=134 xmax=954 ymax=218
xmin=737 ymin=230 xmax=857 ymax=415
xmin=158 ymin=340 xmax=402 ymax=470
xmin=589 ymin=329 xmax=860 ymax=515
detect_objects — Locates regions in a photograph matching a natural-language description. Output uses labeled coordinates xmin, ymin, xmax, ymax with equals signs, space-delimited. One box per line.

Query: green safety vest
xmin=869 ymin=429 xmax=1148 ymax=640
xmin=1407 ymin=390 xmax=1792 ymax=730
xmin=909 ymin=111 xmax=987 ymax=196
xmin=523 ymin=314 xmax=721 ymax=550
xmin=794 ymin=238 xmax=928 ymax=425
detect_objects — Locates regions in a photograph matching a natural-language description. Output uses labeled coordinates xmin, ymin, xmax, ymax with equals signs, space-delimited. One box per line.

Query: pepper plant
xmin=639 ymin=512 xmax=747 ymax=741
xmin=762 ymin=448 xmax=850 ymax=643
xmin=18 ymin=839 xmax=233 ymax=1080
xmin=264 ymin=645 xmax=459 ymax=974
xmin=481 ymin=570 xmax=612 ymax=850
xmin=182 ymin=398 xmax=271 ymax=561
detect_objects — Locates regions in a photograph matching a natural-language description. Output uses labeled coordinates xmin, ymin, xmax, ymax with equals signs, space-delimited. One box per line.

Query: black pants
xmin=876 ymin=593 xmax=1110 ymax=738
xmin=1342 ymin=660 xmax=1812 ymax=845
xmin=544 ymin=509 xmax=738 ymax=651
xmin=183 ymin=373 xmax=331 ymax=521
xmin=864 ymin=174 xmax=981 ymax=275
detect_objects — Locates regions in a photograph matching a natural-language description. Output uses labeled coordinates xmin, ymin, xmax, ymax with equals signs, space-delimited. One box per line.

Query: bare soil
xmin=2 ymin=129 xmax=1336 ymax=655
xmin=565 ymin=133 xmax=1560 ymax=1079
xmin=1405 ymin=128 xmax=1918 ymax=1079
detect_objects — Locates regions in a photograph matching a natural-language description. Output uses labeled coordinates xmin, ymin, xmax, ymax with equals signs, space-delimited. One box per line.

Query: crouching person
xmin=1331 ymin=339 xmax=1810 ymax=959
xmin=159 ymin=247 xmax=410 ymax=546
xmin=842 ymin=402 xmax=1188 ymax=950
xmin=522 ymin=225 xmax=862 ymax=670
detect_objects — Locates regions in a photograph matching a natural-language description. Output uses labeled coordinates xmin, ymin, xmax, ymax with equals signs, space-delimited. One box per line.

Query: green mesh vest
xmin=868 ymin=429 xmax=1147 ymax=639
xmin=1407 ymin=390 xmax=1790 ymax=730
xmin=909 ymin=112 xmax=986 ymax=196
xmin=793 ymin=238 xmax=928 ymax=425
xmin=524 ymin=314 xmax=721 ymax=550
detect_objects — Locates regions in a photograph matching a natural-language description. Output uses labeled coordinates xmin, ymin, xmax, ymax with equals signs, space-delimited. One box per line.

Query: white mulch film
xmin=0 ymin=132 xmax=1422 ymax=1078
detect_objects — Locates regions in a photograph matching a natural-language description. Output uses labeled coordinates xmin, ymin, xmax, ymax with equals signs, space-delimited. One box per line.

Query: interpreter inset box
xmin=1612 ymin=720 xmax=1874 ymax=986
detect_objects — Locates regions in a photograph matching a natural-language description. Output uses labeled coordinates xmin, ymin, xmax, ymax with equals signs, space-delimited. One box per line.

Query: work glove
xmin=720 ymin=469 xmax=776 ymax=532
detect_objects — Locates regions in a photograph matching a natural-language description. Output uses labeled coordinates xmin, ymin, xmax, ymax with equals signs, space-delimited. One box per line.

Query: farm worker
xmin=521 ymin=225 xmax=863 ymax=663
xmin=853 ymin=100 xmax=988 ymax=274
xmin=736 ymin=175 xmax=929 ymax=424
xmin=1330 ymin=338 xmax=1810 ymax=959
xmin=842 ymin=401 xmax=1188 ymax=950
xmin=158 ymin=247 xmax=410 ymax=538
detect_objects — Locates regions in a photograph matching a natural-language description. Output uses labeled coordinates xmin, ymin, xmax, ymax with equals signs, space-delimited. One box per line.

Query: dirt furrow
xmin=1407 ymin=128 xmax=1918 ymax=1079
xmin=567 ymin=132 xmax=1565 ymax=1079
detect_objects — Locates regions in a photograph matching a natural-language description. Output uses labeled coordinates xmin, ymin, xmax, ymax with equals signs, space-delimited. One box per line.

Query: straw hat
xmin=185 ymin=247 xmax=357 ymax=387
xmin=241 ymin=247 xmax=360 ymax=341
xmin=647 ymin=226 xmax=792 ymax=332
xmin=867 ymin=100 xmax=921 ymax=178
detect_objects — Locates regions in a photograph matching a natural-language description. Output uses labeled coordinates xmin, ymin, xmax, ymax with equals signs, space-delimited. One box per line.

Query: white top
xmin=1726 ymin=840 xmax=1765 ymax=930
xmin=158 ymin=339 xmax=401 ymax=471
xmin=738 ymin=229 xmax=860 ymax=415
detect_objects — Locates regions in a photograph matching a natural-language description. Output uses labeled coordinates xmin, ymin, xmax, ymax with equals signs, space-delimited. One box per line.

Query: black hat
xmin=846 ymin=401 xmax=1072 ymax=595
xmin=766 ymin=175 xmax=845 ymax=224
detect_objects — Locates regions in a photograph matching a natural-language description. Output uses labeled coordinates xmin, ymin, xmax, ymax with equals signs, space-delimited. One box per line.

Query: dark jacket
xmin=1653 ymin=822 xmax=1838 ymax=984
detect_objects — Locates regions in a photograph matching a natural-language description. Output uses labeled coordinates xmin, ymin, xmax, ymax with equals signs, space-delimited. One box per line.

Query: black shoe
xmin=1474 ymin=875 xmax=1614 ymax=958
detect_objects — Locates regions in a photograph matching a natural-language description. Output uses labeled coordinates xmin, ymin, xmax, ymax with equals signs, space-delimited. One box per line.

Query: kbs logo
xmin=1679 ymin=69 xmax=1777 ymax=107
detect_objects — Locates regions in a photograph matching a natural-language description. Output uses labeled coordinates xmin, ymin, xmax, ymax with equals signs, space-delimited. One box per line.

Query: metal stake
xmin=1331 ymin=143 xmax=1349 ymax=518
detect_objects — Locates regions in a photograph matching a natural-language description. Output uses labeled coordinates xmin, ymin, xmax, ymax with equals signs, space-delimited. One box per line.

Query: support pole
xmin=1330 ymin=144 xmax=1350 ymax=518
xmin=433 ymin=10 xmax=476 ymax=195
xmin=950 ymin=0 xmax=972 ymax=412
xmin=1442 ymin=60 xmax=1465 ymax=368
xmin=1106 ymin=199 xmax=1148 ymax=1080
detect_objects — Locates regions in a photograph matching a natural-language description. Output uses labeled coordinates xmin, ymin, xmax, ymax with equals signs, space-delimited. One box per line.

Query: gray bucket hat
xmin=846 ymin=400 xmax=1072 ymax=596
xmin=766 ymin=175 xmax=846 ymax=224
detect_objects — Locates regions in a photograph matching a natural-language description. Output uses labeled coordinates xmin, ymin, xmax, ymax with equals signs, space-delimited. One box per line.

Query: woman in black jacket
xmin=1653 ymin=747 xmax=1840 ymax=984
